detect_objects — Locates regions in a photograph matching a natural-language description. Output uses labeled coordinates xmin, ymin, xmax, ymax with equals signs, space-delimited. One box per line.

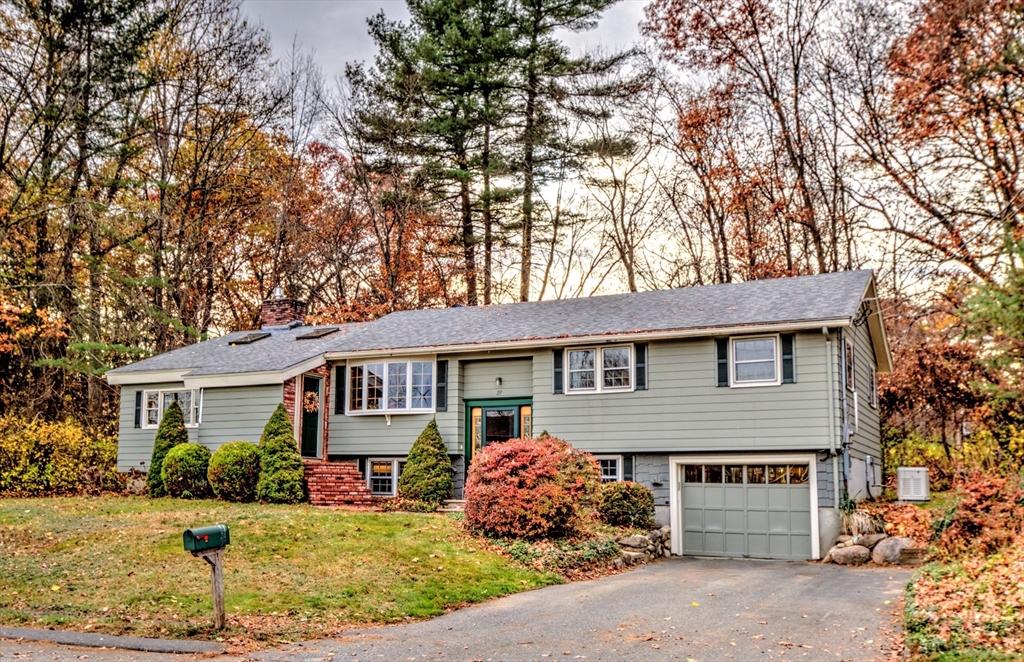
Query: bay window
xmin=348 ymin=360 xmax=433 ymax=413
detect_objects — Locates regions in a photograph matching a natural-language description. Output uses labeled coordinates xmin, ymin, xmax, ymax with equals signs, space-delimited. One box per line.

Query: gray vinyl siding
xmin=198 ymin=385 xmax=283 ymax=449
xmin=117 ymin=383 xmax=283 ymax=471
xmin=117 ymin=382 xmax=198 ymax=472
xmin=846 ymin=320 xmax=881 ymax=462
xmin=532 ymin=332 xmax=833 ymax=453
xmin=462 ymin=358 xmax=532 ymax=399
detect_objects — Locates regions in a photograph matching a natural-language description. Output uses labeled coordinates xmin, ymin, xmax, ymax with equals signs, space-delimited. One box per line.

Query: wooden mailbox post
xmin=183 ymin=524 xmax=230 ymax=630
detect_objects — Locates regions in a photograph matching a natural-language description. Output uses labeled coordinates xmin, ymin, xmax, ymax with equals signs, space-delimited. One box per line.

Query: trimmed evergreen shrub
xmin=207 ymin=441 xmax=261 ymax=502
xmin=464 ymin=436 xmax=602 ymax=539
xmin=146 ymin=400 xmax=189 ymax=497
xmin=256 ymin=404 xmax=305 ymax=504
xmin=161 ymin=443 xmax=212 ymax=499
xmin=597 ymin=481 xmax=655 ymax=528
xmin=398 ymin=419 xmax=452 ymax=504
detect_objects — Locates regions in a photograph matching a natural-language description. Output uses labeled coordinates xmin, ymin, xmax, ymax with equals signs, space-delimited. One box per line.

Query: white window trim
xmin=564 ymin=344 xmax=635 ymax=394
xmin=730 ymin=334 xmax=781 ymax=388
xmin=367 ymin=457 xmax=406 ymax=496
xmin=595 ymin=454 xmax=623 ymax=482
xmin=141 ymin=388 xmax=202 ymax=429
xmin=345 ymin=358 xmax=436 ymax=416
xmin=668 ymin=453 xmax=820 ymax=560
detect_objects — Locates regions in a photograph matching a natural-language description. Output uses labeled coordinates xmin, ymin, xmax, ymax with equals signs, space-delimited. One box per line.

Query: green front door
xmin=466 ymin=399 xmax=532 ymax=463
xmin=300 ymin=375 xmax=322 ymax=458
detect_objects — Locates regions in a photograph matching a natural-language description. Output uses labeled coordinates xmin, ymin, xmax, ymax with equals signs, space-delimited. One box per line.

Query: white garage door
xmin=680 ymin=462 xmax=813 ymax=560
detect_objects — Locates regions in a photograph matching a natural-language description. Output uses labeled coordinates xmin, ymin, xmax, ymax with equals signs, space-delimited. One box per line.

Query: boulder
xmin=831 ymin=545 xmax=871 ymax=566
xmin=612 ymin=556 xmax=625 ymax=571
xmin=837 ymin=534 xmax=853 ymax=544
xmin=860 ymin=533 xmax=888 ymax=550
xmin=872 ymin=536 xmax=914 ymax=565
xmin=621 ymin=550 xmax=648 ymax=565
xmin=660 ymin=525 xmax=671 ymax=537
xmin=619 ymin=535 xmax=649 ymax=549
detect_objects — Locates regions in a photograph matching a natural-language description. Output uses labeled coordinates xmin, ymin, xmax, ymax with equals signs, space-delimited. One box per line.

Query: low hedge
xmin=161 ymin=443 xmax=212 ymax=499
xmin=208 ymin=441 xmax=261 ymax=502
xmin=597 ymin=481 xmax=655 ymax=528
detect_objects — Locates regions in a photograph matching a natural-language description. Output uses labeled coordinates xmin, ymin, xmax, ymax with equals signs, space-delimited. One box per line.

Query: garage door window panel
xmin=789 ymin=465 xmax=809 ymax=484
xmin=725 ymin=465 xmax=744 ymax=483
xmin=705 ymin=465 xmax=723 ymax=483
xmin=747 ymin=465 xmax=766 ymax=484
xmin=684 ymin=464 xmax=702 ymax=483
xmin=768 ymin=465 xmax=788 ymax=484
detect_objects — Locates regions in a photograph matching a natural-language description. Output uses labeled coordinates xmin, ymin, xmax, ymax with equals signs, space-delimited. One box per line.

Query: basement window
xmin=367 ymin=458 xmax=406 ymax=496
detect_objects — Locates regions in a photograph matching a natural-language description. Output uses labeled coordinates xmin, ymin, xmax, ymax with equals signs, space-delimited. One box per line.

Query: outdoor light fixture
xmin=495 ymin=377 xmax=503 ymax=386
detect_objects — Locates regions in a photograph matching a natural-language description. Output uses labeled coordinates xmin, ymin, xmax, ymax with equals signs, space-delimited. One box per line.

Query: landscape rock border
xmin=821 ymin=533 xmax=924 ymax=566
xmin=612 ymin=525 xmax=672 ymax=569
xmin=0 ymin=626 xmax=225 ymax=654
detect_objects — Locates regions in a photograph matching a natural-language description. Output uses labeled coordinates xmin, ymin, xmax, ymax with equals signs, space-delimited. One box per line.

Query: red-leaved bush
xmin=464 ymin=436 xmax=601 ymax=539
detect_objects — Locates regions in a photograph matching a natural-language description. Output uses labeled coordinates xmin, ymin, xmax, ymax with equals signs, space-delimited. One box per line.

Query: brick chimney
xmin=260 ymin=287 xmax=308 ymax=328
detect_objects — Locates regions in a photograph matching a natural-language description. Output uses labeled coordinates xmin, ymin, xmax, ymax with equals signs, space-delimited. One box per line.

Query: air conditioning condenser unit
xmin=897 ymin=467 xmax=930 ymax=502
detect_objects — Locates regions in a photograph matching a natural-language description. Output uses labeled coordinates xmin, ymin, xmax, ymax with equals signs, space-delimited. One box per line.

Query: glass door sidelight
xmin=468 ymin=400 xmax=533 ymax=461
xmin=300 ymin=375 xmax=323 ymax=458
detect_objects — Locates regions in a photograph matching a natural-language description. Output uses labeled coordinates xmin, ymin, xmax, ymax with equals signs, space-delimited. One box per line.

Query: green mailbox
xmin=183 ymin=524 xmax=230 ymax=552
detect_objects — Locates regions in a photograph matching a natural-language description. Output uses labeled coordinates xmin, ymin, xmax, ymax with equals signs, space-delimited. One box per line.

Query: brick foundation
xmin=304 ymin=461 xmax=375 ymax=506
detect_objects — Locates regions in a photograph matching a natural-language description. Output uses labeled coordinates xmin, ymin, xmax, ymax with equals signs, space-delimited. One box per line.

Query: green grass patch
xmin=0 ymin=496 xmax=559 ymax=643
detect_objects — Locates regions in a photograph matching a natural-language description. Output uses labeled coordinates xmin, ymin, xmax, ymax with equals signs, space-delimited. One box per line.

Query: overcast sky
xmin=242 ymin=0 xmax=649 ymax=82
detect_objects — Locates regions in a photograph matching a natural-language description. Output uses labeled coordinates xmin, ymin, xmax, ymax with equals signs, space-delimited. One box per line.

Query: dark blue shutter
xmin=335 ymin=366 xmax=345 ymax=414
xmin=635 ymin=343 xmax=648 ymax=390
xmin=552 ymin=348 xmax=564 ymax=394
xmin=623 ymin=455 xmax=634 ymax=481
xmin=781 ymin=334 xmax=795 ymax=383
xmin=716 ymin=338 xmax=730 ymax=387
xmin=133 ymin=390 xmax=142 ymax=428
xmin=435 ymin=360 xmax=448 ymax=412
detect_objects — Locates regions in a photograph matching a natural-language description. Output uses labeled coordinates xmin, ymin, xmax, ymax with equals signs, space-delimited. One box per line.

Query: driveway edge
xmin=0 ymin=626 xmax=226 ymax=654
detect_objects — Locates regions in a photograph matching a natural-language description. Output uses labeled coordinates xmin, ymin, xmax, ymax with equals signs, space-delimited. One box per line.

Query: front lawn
xmin=0 ymin=497 xmax=560 ymax=644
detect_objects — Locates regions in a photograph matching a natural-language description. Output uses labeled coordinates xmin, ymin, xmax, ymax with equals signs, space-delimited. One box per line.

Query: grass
xmin=0 ymin=496 xmax=560 ymax=645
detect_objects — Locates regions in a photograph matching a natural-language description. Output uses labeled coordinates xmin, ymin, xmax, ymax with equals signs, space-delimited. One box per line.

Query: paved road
xmin=2 ymin=558 xmax=911 ymax=662
xmin=250 ymin=557 xmax=912 ymax=662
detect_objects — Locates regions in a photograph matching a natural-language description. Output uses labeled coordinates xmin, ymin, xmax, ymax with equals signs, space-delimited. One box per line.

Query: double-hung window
xmin=367 ymin=458 xmax=406 ymax=496
xmin=348 ymin=360 xmax=433 ymax=413
xmin=595 ymin=455 xmax=623 ymax=482
xmin=731 ymin=336 xmax=780 ymax=386
xmin=142 ymin=388 xmax=202 ymax=428
xmin=566 ymin=345 xmax=633 ymax=393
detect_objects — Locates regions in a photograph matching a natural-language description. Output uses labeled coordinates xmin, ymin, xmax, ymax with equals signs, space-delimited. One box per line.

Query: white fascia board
xmin=182 ymin=356 xmax=326 ymax=390
xmin=104 ymin=369 xmax=191 ymax=385
xmin=323 ymin=319 xmax=852 ymax=361
xmin=861 ymin=277 xmax=894 ymax=373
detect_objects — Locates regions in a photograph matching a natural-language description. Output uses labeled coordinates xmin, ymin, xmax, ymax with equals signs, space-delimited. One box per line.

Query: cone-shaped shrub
xmin=146 ymin=400 xmax=189 ymax=497
xmin=597 ymin=481 xmax=655 ymax=528
xmin=161 ymin=443 xmax=212 ymax=499
xmin=256 ymin=404 xmax=305 ymax=503
xmin=398 ymin=419 xmax=452 ymax=504
xmin=464 ymin=436 xmax=602 ymax=539
xmin=208 ymin=441 xmax=261 ymax=502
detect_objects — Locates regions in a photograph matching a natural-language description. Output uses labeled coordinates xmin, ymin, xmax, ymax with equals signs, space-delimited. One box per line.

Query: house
xmin=106 ymin=270 xmax=892 ymax=561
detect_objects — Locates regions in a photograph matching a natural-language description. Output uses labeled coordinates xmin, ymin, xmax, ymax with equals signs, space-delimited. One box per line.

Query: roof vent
xmin=897 ymin=467 xmax=930 ymax=502
xmin=296 ymin=327 xmax=339 ymax=340
xmin=230 ymin=332 xmax=271 ymax=346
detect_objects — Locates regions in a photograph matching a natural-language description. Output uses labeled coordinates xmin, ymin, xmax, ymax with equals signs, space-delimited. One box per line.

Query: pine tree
xmin=146 ymin=400 xmax=189 ymax=497
xmin=398 ymin=419 xmax=453 ymax=503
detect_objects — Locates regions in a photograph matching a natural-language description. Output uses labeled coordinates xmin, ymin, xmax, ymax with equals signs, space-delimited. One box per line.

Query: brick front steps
xmin=304 ymin=461 xmax=375 ymax=506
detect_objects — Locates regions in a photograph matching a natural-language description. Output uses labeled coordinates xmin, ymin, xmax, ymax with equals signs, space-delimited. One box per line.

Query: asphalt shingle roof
xmin=107 ymin=270 xmax=873 ymax=377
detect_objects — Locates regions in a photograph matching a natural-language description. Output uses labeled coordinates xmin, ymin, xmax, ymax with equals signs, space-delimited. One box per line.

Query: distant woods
xmin=1 ymin=0 xmax=1023 ymax=445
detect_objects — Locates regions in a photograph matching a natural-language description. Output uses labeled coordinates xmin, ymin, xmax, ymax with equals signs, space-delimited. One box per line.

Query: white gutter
xmin=324 ymin=319 xmax=853 ymax=361
xmin=105 ymin=369 xmax=191 ymax=386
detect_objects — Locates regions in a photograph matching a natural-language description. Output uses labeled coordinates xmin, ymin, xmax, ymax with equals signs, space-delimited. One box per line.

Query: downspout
xmin=839 ymin=328 xmax=851 ymax=504
xmin=824 ymin=327 xmax=840 ymax=507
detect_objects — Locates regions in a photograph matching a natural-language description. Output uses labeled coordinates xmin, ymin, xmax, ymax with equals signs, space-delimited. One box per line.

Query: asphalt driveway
xmin=252 ymin=557 xmax=913 ymax=662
